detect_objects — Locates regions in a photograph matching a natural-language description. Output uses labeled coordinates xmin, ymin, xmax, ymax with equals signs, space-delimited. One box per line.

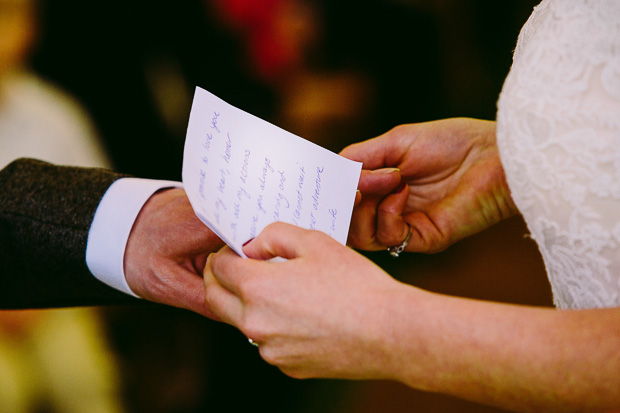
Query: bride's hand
xmin=203 ymin=222 xmax=407 ymax=380
xmin=341 ymin=118 xmax=518 ymax=253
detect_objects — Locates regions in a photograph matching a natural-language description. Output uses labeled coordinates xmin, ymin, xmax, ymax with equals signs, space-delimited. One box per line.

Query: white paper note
xmin=182 ymin=87 xmax=362 ymax=257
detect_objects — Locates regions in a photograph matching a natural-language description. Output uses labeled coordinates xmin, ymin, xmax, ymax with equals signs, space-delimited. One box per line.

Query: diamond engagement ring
xmin=387 ymin=226 xmax=412 ymax=258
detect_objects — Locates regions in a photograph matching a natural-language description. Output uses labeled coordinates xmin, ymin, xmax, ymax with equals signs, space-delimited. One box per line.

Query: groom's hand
xmin=124 ymin=188 xmax=224 ymax=318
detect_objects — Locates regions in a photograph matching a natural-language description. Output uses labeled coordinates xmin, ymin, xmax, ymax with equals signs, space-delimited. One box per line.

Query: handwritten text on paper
xmin=182 ymin=87 xmax=362 ymax=257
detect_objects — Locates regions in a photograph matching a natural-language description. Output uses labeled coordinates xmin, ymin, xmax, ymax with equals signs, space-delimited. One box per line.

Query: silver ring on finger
xmin=387 ymin=225 xmax=412 ymax=258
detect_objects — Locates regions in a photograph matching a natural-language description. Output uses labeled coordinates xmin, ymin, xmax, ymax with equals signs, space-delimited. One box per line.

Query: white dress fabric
xmin=497 ymin=0 xmax=620 ymax=309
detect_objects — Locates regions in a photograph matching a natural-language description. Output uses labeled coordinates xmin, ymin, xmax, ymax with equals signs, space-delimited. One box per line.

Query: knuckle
xmin=237 ymin=275 xmax=260 ymax=300
xmin=238 ymin=308 xmax=268 ymax=339
xmin=376 ymin=228 xmax=397 ymax=244
xmin=304 ymin=228 xmax=329 ymax=244
xmin=390 ymin=124 xmax=409 ymax=140
xmin=376 ymin=222 xmax=407 ymax=243
xmin=265 ymin=221 xmax=287 ymax=233
xmin=377 ymin=202 xmax=400 ymax=215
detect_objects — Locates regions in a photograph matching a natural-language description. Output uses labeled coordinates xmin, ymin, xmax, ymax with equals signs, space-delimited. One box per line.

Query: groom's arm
xmin=0 ymin=158 xmax=223 ymax=317
xmin=0 ymin=158 xmax=136 ymax=307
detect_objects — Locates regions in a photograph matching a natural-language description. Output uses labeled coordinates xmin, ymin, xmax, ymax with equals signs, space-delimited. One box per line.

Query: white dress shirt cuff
xmin=86 ymin=177 xmax=183 ymax=297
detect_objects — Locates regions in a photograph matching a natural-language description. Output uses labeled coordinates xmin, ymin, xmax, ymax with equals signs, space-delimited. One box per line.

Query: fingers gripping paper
xmin=183 ymin=87 xmax=362 ymax=257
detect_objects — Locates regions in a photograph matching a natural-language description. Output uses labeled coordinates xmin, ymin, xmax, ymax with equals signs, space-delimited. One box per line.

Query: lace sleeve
xmin=496 ymin=0 xmax=620 ymax=309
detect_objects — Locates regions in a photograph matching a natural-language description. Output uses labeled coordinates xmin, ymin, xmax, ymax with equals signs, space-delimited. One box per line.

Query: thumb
xmin=243 ymin=222 xmax=325 ymax=261
xmin=340 ymin=133 xmax=396 ymax=170
xmin=358 ymin=168 xmax=402 ymax=196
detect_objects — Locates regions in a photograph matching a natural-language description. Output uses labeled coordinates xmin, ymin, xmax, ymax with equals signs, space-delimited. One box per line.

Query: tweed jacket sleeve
xmin=0 ymin=158 xmax=140 ymax=308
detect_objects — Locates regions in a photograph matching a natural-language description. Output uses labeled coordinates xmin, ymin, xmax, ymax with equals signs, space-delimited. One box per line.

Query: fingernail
xmin=243 ymin=237 xmax=255 ymax=247
xmin=394 ymin=181 xmax=407 ymax=194
xmin=376 ymin=168 xmax=400 ymax=174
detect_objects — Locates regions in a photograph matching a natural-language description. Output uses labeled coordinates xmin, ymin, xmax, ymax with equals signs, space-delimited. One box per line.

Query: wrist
xmin=123 ymin=187 xmax=185 ymax=296
xmin=87 ymin=177 xmax=182 ymax=296
xmin=366 ymin=285 xmax=439 ymax=389
xmin=495 ymin=162 xmax=520 ymax=220
xmin=375 ymin=287 xmax=481 ymax=394
xmin=485 ymin=120 xmax=519 ymax=219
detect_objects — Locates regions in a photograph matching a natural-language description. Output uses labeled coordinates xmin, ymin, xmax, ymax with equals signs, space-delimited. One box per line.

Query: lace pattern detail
xmin=496 ymin=0 xmax=620 ymax=309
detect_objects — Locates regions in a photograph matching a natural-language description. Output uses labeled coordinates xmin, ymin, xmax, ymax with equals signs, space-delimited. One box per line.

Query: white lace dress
xmin=496 ymin=0 xmax=620 ymax=309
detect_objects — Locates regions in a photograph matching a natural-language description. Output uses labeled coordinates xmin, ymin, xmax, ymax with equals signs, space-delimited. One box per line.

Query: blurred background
xmin=1 ymin=0 xmax=551 ymax=411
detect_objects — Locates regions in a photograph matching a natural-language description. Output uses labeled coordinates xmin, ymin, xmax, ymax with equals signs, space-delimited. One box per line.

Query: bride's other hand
xmin=341 ymin=118 xmax=518 ymax=253
xmin=203 ymin=222 xmax=407 ymax=380
xmin=203 ymin=224 xmax=620 ymax=413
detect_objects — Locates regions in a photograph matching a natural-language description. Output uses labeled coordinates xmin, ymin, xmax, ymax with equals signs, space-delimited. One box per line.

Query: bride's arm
xmin=204 ymin=223 xmax=620 ymax=413
xmin=384 ymin=290 xmax=620 ymax=412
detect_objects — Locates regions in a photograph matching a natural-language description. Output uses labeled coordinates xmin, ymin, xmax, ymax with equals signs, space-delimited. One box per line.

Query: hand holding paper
xmin=182 ymin=87 xmax=362 ymax=256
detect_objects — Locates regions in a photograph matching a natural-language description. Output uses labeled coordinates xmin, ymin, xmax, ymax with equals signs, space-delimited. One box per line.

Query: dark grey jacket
xmin=0 ymin=158 xmax=139 ymax=308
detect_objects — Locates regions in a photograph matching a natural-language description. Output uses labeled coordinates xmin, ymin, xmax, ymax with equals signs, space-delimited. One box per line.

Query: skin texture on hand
xmin=204 ymin=221 xmax=405 ymax=380
xmin=341 ymin=118 xmax=519 ymax=253
xmin=124 ymin=188 xmax=224 ymax=318
xmin=204 ymin=222 xmax=620 ymax=412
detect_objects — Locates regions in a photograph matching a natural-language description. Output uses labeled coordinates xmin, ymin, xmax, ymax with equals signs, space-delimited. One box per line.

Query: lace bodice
xmin=496 ymin=0 xmax=620 ymax=309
